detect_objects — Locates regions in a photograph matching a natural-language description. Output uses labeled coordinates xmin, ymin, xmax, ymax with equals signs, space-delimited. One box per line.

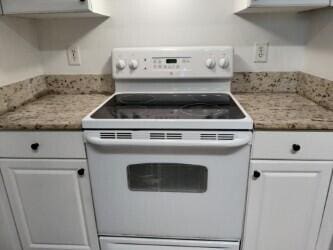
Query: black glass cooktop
xmin=91 ymin=93 xmax=245 ymax=120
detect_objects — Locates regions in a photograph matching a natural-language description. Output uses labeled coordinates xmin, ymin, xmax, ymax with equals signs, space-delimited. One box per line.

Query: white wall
xmin=0 ymin=17 xmax=43 ymax=87
xmin=304 ymin=8 xmax=333 ymax=81
xmin=37 ymin=0 xmax=309 ymax=75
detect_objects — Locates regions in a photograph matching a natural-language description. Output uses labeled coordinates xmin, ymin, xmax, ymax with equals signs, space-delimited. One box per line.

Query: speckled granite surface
xmin=297 ymin=72 xmax=333 ymax=111
xmin=0 ymin=76 xmax=48 ymax=115
xmin=46 ymin=74 xmax=114 ymax=94
xmin=235 ymin=93 xmax=333 ymax=130
xmin=0 ymin=94 xmax=109 ymax=130
xmin=232 ymin=72 xmax=298 ymax=93
xmin=0 ymin=72 xmax=332 ymax=130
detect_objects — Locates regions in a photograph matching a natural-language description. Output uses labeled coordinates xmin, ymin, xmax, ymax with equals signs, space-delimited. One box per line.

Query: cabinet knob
xmin=292 ymin=144 xmax=301 ymax=152
xmin=253 ymin=170 xmax=261 ymax=179
xmin=31 ymin=143 xmax=39 ymax=151
xmin=77 ymin=168 xmax=85 ymax=177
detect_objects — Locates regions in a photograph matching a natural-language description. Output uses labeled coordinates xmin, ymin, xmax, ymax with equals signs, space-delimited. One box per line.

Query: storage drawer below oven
xmin=100 ymin=237 xmax=240 ymax=250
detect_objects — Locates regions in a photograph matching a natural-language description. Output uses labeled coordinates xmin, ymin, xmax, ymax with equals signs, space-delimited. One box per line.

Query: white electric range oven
xmin=83 ymin=47 xmax=253 ymax=250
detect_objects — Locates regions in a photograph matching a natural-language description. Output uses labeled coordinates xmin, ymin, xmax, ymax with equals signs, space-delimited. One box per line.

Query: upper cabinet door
xmin=251 ymin=0 xmax=329 ymax=6
xmin=242 ymin=160 xmax=332 ymax=250
xmin=0 ymin=159 xmax=99 ymax=250
xmin=235 ymin=0 xmax=329 ymax=13
xmin=1 ymin=0 xmax=90 ymax=14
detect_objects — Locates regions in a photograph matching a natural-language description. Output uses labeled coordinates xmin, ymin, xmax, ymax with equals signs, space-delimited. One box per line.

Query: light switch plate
xmin=254 ymin=42 xmax=269 ymax=63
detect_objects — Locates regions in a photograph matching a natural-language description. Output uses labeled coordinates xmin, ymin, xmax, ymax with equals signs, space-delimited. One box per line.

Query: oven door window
xmin=127 ymin=163 xmax=208 ymax=193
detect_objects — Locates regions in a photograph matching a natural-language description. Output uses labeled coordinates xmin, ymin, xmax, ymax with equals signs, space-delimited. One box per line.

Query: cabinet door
xmin=0 ymin=159 xmax=99 ymax=250
xmin=316 ymin=176 xmax=333 ymax=250
xmin=251 ymin=0 xmax=329 ymax=6
xmin=0 ymin=171 xmax=22 ymax=250
xmin=1 ymin=0 xmax=90 ymax=14
xmin=242 ymin=160 xmax=332 ymax=250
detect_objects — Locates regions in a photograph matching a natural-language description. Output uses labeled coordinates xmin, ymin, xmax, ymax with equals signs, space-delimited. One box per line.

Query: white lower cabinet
xmin=0 ymin=159 xmax=99 ymax=250
xmin=316 ymin=176 xmax=333 ymax=250
xmin=242 ymin=160 xmax=332 ymax=250
xmin=0 ymin=171 xmax=22 ymax=250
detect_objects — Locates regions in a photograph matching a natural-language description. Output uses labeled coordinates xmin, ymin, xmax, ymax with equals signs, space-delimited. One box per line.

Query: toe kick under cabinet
xmin=0 ymin=131 xmax=99 ymax=250
xmin=242 ymin=131 xmax=333 ymax=250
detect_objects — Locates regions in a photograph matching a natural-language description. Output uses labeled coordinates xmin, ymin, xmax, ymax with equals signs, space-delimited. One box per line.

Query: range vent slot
xmin=166 ymin=133 xmax=182 ymax=140
xmin=150 ymin=133 xmax=183 ymax=140
xmin=150 ymin=133 xmax=166 ymax=140
xmin=200 ymin=134 xmax=234 ymax=141
xmin=116 ymin=133 xmax=132 ymax=139
xmin=218 ymin=134 xmax=234 ymax=141
xmin=100 ymin=132 xmax=116 ymax=139
xmin=200 ymin=134 xmax=218 ymax=140
xmin=100 ymin=132 xmax=132 ymax=140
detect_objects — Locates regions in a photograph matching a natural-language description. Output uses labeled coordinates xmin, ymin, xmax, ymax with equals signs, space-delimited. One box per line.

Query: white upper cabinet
xmin=1 ymin=0 xmax=110 ymax=17
xmin=235 ymin=0 xmax=330 ymax=13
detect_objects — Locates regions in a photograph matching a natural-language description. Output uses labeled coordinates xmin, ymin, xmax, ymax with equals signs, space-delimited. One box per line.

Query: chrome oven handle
xmin=85 ymin=136 xmax=251 ymax=148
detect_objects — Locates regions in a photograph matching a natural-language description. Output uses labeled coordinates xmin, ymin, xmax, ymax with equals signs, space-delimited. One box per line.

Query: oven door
xmin=85 ymin=130 xmax=252 ymax=240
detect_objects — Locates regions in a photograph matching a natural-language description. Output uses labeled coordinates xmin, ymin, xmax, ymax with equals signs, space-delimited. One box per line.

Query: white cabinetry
xmin=0 ymin=171 xmax=22 ymax=250
xmin=1 ymin=0 xmax=110 ymax=17
xmin=243 ymin=131 xmax=333 ymax=250
xmin=243 ymin=160 xmax=332 ymax=250
xmin=235 ymin=0 xmax=329 ymax=13
xmin=0 ymin=132 xmax=99 ymax=250
xmin=316 ymin=177 xmax=333 ymax=250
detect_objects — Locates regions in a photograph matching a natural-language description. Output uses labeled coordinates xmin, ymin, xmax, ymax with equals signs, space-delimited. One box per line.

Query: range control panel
xmin=112 ymin=47 xmax=233 ymax=79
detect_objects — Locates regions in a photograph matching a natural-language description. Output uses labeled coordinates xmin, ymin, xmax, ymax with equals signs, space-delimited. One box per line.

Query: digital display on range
xmin=166 ymin=59 xmax=177 ymax=64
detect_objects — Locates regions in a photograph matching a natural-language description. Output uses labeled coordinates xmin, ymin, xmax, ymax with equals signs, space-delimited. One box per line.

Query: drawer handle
xmin=253 ymin=170 xmax=261 ymax=179
xmin=31 ymin=143 xmax=39 ymax=151
xmin=292 ymin=144 xmax=301 ymax=152
xmin=77 ymin=168 xmax=85 ymax=177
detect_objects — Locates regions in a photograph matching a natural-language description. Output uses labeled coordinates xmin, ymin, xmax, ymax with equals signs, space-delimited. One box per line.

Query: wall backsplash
xmin=36 ymin=0 xmax=308 ymax=75
xmin=231 ymin=72 xmax=298 ymax=93
xmin=304 ymin=8 xmax=333 ymax=81
xmin=0 ymin=76 xmax=47 ymax=115
xmin=298 ymin=72 xmax=333 ymax=110
xmin=46 ymin=75 xmax=114 ymax=95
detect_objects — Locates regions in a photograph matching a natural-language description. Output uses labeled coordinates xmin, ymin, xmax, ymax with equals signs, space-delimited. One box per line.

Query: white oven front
xmin=85 ymin=130 xmax=252 ymax=241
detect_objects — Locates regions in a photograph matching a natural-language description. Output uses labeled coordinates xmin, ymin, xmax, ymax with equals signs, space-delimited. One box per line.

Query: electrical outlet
xmin=254 ymin=42 xmax=269 ymax=63
xmin=67 ymin=46 xmax=81 ymax=66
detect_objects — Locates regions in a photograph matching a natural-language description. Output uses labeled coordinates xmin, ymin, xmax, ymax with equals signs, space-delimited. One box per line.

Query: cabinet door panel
xmin=242 ymin=160 xmax=332 ymax=250
xmin=316 ymin=176 xmax=333 ymax=250
xmin=2 ymin=0 xmax=89 ymax=14
xmin=0 ymin=171 xmax=22 ymax=250
xmin=1 ymin=159 xmax=98 ymax=250
xmin=252 ymin=0 xmax=328 ymax=6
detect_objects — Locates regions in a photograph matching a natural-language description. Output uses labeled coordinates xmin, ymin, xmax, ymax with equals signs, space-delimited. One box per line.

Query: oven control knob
xmin=206 ymin=58 xmax=216 ymax=69
xmin=129 ymin=59 xmax=139 ymax=70
xmin=219 ymin=57 xmax=229 ymax=69
xmin=116 ymin=59 xmax=127 ymax=70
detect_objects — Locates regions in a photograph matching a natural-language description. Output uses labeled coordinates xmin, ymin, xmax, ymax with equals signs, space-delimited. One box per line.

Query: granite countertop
xmin=0 ymin=94 xmax=109 ymax=130
xmin=0 ymin=92 xmax=332 ymax=131
xmin=235 ymin=93 xmax=333 ymax=130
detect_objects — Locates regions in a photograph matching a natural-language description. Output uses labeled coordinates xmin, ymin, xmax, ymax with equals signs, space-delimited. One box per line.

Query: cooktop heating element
xmin=91 ymin=93 xmax=245 ymax=120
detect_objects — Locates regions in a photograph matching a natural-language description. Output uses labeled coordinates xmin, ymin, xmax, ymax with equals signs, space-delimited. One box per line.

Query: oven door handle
xmin=85 ymin=136 xmax=251 ymax=148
